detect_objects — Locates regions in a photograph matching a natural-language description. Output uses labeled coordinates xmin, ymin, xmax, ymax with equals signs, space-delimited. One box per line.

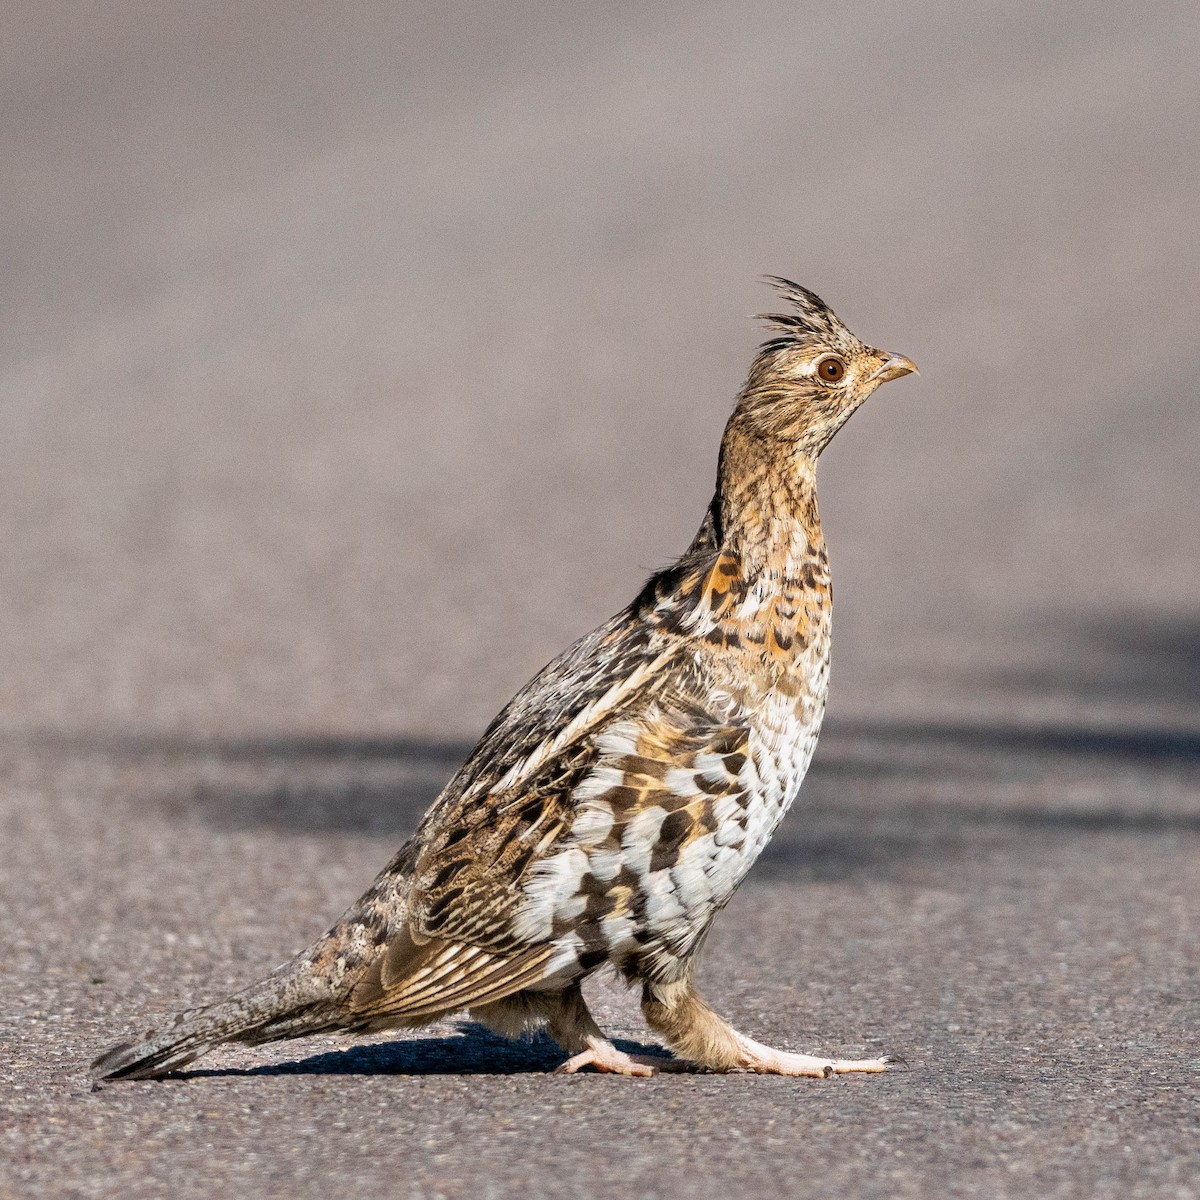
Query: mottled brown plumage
xmin=92 ymin=278 xmax=917 ymax=1081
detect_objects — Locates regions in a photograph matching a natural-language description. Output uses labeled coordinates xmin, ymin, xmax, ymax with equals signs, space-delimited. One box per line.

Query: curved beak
xmin=869 ymin=352 xmax=919 ymax=384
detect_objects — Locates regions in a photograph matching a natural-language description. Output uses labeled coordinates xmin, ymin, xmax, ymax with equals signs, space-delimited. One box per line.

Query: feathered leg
xmin=642 ymin=977 xmax=889 ymax=1077
xmin=474 ymin=983 xmax=663 ymax=1077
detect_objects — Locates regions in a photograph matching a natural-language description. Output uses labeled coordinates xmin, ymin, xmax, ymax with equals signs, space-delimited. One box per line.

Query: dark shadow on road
xmin=178 ymin=1024 xmax=670 ymax=1078
xmin=22 ymin=719 xmax=1198 ymax=841
xmin=752 ymin=790 xmax=1200 ymax=884
xmin=828 ymin=719 xmax=1200 ymax=766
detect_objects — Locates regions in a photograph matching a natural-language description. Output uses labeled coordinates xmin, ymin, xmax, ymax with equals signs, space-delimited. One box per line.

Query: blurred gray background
xmin=2 ymin=2 xmax=1197 ymax=1198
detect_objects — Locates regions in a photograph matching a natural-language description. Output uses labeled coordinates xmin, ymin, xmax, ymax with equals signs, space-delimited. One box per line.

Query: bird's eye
xmin=816 ymin=356 xmax=846 ymax=383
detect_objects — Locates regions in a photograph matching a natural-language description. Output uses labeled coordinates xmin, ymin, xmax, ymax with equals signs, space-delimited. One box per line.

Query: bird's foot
xmin=733 ymin=1033 xmax=890 ymax=1078
xmin=556 ymin=1039 xmax=665 ymax=1078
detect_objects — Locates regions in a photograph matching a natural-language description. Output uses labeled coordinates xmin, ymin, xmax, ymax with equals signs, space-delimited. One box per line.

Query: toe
xmin=829 ymin=1057 xmax=890 ymax=1074
xmin=556 ymin=1051 xmax=592 ymax=1074
xmin=556 ymin=1048 xmax=659 ymax=1077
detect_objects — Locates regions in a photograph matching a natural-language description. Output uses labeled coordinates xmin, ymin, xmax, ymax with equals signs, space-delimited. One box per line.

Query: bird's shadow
xmin=176 ymin=1024 xmax=671 ymax=1078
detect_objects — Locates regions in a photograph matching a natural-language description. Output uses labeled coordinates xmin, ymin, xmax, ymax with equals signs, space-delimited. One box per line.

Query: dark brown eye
xmin=816 ymin=356 xmax=846 ymax=383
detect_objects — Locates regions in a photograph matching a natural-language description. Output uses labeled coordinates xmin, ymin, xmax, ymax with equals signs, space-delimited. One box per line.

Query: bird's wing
xmin=341 ymin=517 xmax=753 ymax=1019
xmin=348 ymin=691 xmax=752 ymax=1020
xmin=347 ymin=926 xmax=559 ymax=1020
xmin=342 ymin=609 xmax=691 ymax=1018
xmin=408 ymin=609 xmax=684 ymax=906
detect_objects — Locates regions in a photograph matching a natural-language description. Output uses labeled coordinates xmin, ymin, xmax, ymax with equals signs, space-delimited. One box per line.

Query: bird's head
xmin=734 ymin=276 xmax=917 ymax=458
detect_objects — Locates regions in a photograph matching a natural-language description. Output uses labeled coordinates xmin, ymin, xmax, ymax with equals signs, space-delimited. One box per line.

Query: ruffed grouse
xmin=93 ymin=278 xmax=917 ymax=1080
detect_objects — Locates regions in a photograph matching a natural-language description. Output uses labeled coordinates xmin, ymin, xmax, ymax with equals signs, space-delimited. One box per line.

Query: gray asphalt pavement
xmin=2 ymin=2 xmax=1198 ymax=1197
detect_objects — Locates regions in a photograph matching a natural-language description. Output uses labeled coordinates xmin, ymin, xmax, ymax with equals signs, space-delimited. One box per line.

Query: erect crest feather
xmin=755 ymin=276 xmax=844 ymax=349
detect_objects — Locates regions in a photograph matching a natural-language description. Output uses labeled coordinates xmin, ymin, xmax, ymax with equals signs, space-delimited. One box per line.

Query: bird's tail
xmin=90 ymin=955 xmax=343 ymax=1082
xmin=93 ymin=845 xmax=418 ymax=1081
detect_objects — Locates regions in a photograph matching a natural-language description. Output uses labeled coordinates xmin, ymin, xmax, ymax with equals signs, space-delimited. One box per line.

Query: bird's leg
xmin=541 ymin=982 xmax=664 ymax=1077
xmin=641 ymin=978 xmax=889 ymax=1077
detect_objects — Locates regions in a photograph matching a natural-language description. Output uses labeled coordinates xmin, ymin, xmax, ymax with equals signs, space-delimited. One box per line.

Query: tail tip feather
xmin=90 ymin=1037 xmax=200 ymax=1082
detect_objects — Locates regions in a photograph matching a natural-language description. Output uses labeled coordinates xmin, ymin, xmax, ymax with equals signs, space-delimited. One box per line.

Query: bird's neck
xmin=714 ymin=418 xmax=825 ymax=584
xmin=639 ymin=421 xmax=830 ymax=660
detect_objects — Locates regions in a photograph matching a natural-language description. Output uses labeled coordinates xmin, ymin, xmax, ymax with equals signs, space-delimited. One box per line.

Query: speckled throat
xmin=642 ymin=417 xmax=833 ymax=717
